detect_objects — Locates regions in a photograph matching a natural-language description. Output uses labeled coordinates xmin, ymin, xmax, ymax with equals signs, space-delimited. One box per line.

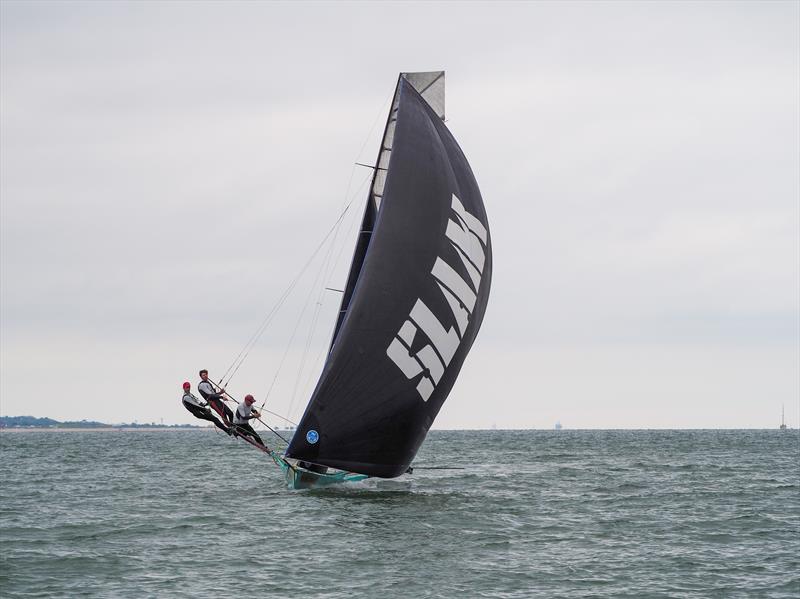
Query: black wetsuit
xmin=234 ymin=421 xmax=264 ymax=446
xmin=198 ymin=380 xmax=234 ymax=425
xmin=182 ymin=393 xmax=230 ymax=434
xmin=233 ymin=403 xmax=264 ymax=446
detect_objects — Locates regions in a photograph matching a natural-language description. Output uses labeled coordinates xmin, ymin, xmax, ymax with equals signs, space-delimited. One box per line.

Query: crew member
xmin=181 ymin=382 xmax=231 ymax=435
xmin=233 ymin=394 xmax=266 ymax=448
xmin=197 ymin=369 xmax=234 ymax=427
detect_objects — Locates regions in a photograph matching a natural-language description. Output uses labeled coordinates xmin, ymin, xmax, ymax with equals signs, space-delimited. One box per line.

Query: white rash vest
xmin=234 ymin=402 xmax=256 ymax=425
xmin=197 ymin=380 xmax=217 ymax=399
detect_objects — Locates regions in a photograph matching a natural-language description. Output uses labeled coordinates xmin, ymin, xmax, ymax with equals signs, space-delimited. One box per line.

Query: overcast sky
xmin=1 ymin=1 xmax=798 ymax=429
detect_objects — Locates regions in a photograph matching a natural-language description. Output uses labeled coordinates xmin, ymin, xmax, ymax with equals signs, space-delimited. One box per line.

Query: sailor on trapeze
xmin=180 ymin=381 xmax=231 ymax=435
xmin=232 ymin=394 xmax=266 ymax=448
xmin=197 ymin=369 xmax=234 ymax=428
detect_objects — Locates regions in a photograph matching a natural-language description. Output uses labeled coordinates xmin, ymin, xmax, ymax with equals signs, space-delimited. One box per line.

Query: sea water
xmin=0 ymin=429 xmax=798 ymax=598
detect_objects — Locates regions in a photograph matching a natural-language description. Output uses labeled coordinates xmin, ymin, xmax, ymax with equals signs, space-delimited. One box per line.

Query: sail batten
xmin=287 ymin=73 xmax=491 ymax=478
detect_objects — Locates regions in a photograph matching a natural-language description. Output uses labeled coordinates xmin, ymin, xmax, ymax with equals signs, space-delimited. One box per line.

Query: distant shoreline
xmin=0 ymin=427 xmax=215 ymax=433
xmin=1 ymin=427 xmax=792 ymax=433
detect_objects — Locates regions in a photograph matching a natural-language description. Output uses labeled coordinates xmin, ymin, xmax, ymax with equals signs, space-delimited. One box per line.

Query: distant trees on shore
xmin=0 ymin=416 xmax=202 ymax=429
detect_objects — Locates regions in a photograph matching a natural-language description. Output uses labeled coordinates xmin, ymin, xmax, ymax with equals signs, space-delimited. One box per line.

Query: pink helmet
xmin=182 ymin=382 xmax=191 ymax=389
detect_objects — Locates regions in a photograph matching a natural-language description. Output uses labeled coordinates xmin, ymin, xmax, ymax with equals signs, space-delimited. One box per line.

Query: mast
xmin=328 ymin=76 xmax=401 ymax=350
xmin=329 ymin=72 xmax=446 ymax=351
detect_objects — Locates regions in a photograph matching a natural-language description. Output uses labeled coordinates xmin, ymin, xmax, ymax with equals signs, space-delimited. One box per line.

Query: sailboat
xmin=780 ymin=404 xmax=787 ymax=430
xmin=260 ymin=71 xmax=492 ymax=489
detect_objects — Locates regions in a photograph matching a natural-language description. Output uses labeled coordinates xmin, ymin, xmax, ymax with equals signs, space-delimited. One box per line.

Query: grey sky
xmin=1 ymin=1 xmax=798 ymax=429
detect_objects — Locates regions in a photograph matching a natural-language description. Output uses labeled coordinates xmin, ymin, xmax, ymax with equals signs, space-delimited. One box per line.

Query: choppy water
xmin=0 ymin=429 xmax=798 ymax=598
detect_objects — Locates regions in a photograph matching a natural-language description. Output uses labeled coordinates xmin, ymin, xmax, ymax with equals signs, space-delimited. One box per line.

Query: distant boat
xmin=780 ymin=404 xmax=787 ymax=430
xmin=555 ymin=421 xmax=562 ymax=431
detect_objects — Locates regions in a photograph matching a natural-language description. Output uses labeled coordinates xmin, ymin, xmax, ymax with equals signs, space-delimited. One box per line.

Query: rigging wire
xmin=296 ymin=169 xmax=369 ymax=413
xmin=285 ymin=191 xmax=365 ymax=419
xmin=260 ymin=258 xmax=327 ymax=404
xmin=353 ymin=87 xmax=396 ymax=172
xmin=287 ymin=197 xmax=348 ymax=402
xmin=297 ymin=187 xmax=368 ymax=403
xmin=288 ymin=251 xmax=336 ymax=411
xmin=286 ymin=188 xmax=358 ymax=417
xmin=219 ymin=172 xmax=371 ymax=389
xmin=220 ymin=224 xmax=332 ymax=387
xmin=219 ymin=86 xmax=394 ymax=417
xmin=286 ymin=90 xmax=395 ymax=409
xmin=285 ymin=96 xmax=394 ymax=415
xmin=260 ymin=173 xmax=372 ymax=414
xmin=256 ymin=407 xmax=297 ymax=427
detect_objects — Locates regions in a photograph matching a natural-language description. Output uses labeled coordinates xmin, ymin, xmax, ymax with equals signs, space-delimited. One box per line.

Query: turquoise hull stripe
xmin=267 ymin=450 xmax=369 ymax=490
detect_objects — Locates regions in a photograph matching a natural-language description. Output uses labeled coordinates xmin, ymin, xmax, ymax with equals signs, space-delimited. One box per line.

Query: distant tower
xmin=555 ymin=421 xmax=562 ymax=431
xmin=780 ymin=404 xmax=787 ymax=430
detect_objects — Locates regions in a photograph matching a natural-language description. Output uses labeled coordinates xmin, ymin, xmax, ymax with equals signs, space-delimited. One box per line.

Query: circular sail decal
xmin=306 ymin=430 xmax=319 ymax=444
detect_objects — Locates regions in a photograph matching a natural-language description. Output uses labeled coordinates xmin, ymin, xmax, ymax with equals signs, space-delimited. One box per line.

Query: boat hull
xmin=281 ymin=458 xmax=369 ymax=490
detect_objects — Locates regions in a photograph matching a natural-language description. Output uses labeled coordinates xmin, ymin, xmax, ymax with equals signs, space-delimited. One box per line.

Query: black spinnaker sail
xmin=285 ymin=72 xmax=492 ymax=478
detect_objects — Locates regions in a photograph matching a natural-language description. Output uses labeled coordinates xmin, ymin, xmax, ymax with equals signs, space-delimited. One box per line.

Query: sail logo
xmin=386 ymin=194 xmax=487 ymax=401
